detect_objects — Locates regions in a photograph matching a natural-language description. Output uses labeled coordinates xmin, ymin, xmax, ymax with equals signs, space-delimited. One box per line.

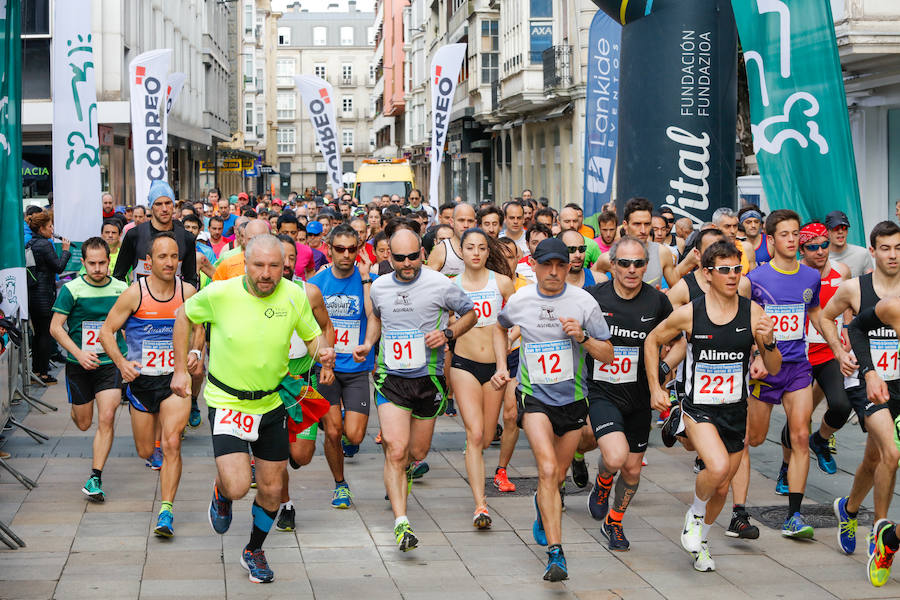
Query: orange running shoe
xmin=493 ymin=467 xmax=516 ymax=492
xmin=375 ymin=431 xmax=382 ymax=444
xmin=473 ymin=506 xmax=492 ymax=529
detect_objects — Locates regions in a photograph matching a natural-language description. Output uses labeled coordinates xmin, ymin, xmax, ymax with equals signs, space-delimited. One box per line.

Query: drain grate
xmin=483 ymin=476 xmax=591 ymax=498
xmin=748 ymin=504 xmax=874 ymax=530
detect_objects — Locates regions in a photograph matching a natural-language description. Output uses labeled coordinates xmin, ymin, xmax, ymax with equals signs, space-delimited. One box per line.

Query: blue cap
xmin=306 ymin=221 xmax=324 ymax=235
xmin=148 ymin=180 xmax=174 ymax=206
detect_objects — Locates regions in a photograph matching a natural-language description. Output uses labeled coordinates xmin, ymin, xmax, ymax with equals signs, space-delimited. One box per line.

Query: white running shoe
xmin=693 ymin=541 xmax=716 ymax=572
xmin=681 ymin=508 xmax=704 ymax=554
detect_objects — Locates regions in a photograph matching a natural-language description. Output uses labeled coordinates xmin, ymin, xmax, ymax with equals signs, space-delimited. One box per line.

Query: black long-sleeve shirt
xmin=113 ymin=220 xmax=198 ymax=288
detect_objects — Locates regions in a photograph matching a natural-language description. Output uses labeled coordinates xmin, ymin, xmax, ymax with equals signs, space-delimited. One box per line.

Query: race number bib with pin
xmin=765 ymin=304 xmax=805 ymax=342
xmin=806 ymin=315 xmax=842 ymax=345
xmin=384 ymin=330 xmax=426 ymax=370
xmin=593 ymin=346 xmax=639 ymax=384
xmin=693 ymin=362 xmax=743 ymax=405
xmin=871 ymin=339 xmax=900 ymax=382
xmin=467 ymin=290 xmax=500 ymax=327
xmin=81 ymin=321 xmax=104 ymax=354
xmin=524 ymin=340 xmax=574 ymax=385
xmin=213 ymin=408 xmax=262 ymax=442
xmin=141 ymin=340 xmax=174 ymax=376
xmin=333 ymin=318 xmax=361 ymax=354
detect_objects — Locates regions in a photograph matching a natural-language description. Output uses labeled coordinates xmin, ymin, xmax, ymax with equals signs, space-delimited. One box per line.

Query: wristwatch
xmin=579 ymin=328 xmax=590 ymax=344
xmin=360 ymin=279 xmax=372 ymax=284
xmin=443 ymin=328 xmax=454 ymax=341
xmin=659 ymin=361 xmax=671 ymax=381
xmin=763 ymin=340 xmax=777 ymax=352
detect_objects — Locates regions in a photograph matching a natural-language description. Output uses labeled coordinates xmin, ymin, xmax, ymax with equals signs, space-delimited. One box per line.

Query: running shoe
xmin=681 ymin=509 xmax=704 ymax=553
xmin=869 ymin=530 xmax=877 ymax=558
xmin=146 ymin=447 xmax=163 ymax=470
xmin=492 ymin=423 xmax=502 ymax=446
xmin=571 ymin=458 xmax=588 ymax=489
xmin=782 ymin=512 xmax=814 ymax=539
xmin=331 ymin=482 xmax=352 ymax=509
xmin=250 ymin=459 xmax=257 ymax=489
xmin=241 ymin=547 xmax=275 ymax=583
xmin=693 ymin=541 xmax=715 ymax=572
xmin=154 ymin=509 xmax=174 ymax=538
xmin=473 ymin=506 xmax=492 ymax=530
xmin=833 ymin=496 xmax=857 ymax=555
xmin=725 ymin=511 xmax=759 ymax=539
xmin=602 ymin=519 xmax=630 ymax=551
xmin=828 ymin=433 xmax=837 ymax=454
xmin=588 ymin=475 xmax=612 ymax=521
xmin=374 ymin=431 xmax=382 ymax=444
xmin=656 ymin=407 xmax=670 ymax=427
xmin=661 ymin=404 xmax=681 ymax=448
xmin=493 ymin=467 xmax=516 ymax=492
xmin=533 ymin=493 xmax=547 ymax=546
xmin=445 ymin=403 xmax=457 ymax=417
xmin=188 ymin=406 xmax=202 ymax=428
xmin=693 ymin=457 xmax=705 ymax=474
xmin=81 ymin=475 xmax=104 ymax=503
xmin=868 ymin=519 xmax=898 ymax=587
xmin=208 ymin=485 xmax=233 ymax=534
xmin=409 ymin=460 xmax=429 ymax=479
xmin=543 ymin=546 xmax=568 ymax=581
xmin=810 ymin=433 xmax=837 ymax=474
xmin=341 ymin=435 xmax=360 ymax=458
xmin=276 ymin=506 xmax=296 ymax=532
xmin=775 ymin=465 xmax=789 ymax=496
xmin=394 ymin=521 xmax=418 ymax=552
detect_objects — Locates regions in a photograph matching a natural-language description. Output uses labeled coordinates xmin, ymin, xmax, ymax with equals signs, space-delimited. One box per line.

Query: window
xmin=340 ymin=27 xmax=354 ymax=46
xmin=481 ymin=20 xmax=499 ymax=84
xmin=313 ymin=27 xmax=327 ymax=46
xmin=369 ymin=133 xmax=376 ymax=151
xmin=278 ymin=127 xmax=296 ymax=154
xmin=277 ymin=58 xmax=295 ymax=86
xmin=243 ymin=1 xmax=253 ymax=35
xmin=314 ymin=63 xmax=327 ymax=79
xmin=367 ymin=27 xmax=376 ymax=45
xmin=342 ymin=96 xmax=353 ymax=114
xmin=277 ymin=93 xmax=295 ymax=120
xmin=245 ymin=101 xmax=254 ymax=132
xmin=256 ymin=108 xmax=264 ymax=137
xmin=368 ymin=64 xmax=376 ymax=83
xmin=277 ymin=27 xmax=291 ymax=46
xmin=244 ymin=55 xmax=254 ymax=86
xmin=22 ymin=0 xmax=50 ymax=35
xmin=342 ymin=130 xmax=354 ymax=150
xmin=342 ymin=63 xmax=353 ymax=84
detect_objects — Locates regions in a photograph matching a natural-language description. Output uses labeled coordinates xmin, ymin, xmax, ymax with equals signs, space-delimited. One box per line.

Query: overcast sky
xmin=272 ymin=0 xmax=375 ymax=12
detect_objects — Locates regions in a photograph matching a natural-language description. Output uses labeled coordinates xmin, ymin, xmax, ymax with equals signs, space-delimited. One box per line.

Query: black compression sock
xmin=788 ymin=492 xmax=803 ymax=515
xmin=247 ymin=500 xmax=278 ymax=551
xmin=91 ymin=468 xmax=102 ymax=482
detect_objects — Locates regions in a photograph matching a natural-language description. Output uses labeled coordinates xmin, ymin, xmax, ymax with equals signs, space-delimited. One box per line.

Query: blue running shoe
xmin=833 ymin=496 xmax=857 ymax=555
xmin=543 ymin=546 xmax=568 ymax=581
xmin=341 ymin=435 xmax=360 ymax=458
xmin=869 ymin=530 xmax=877 ymax=558
xmin=602 ymin=518 xmax=630 ymax=552
xmin=154 ymin=509 xmax=174 ymax=538
xmin=588 ymin=475 xmax=612 ymax=521
xmin=533 ymin=493 xmax=547 ymax=546
xmin=775 ymin=466 xmax=789 ymax=496
xmin=188 ymin=407 xmax=202 ymax=428
xmin=146 ymin=447 xmax=163 ymax=470
xmin=782 ymin=512 xmax=815 ymax=539
xmin=208 ymin=485 xmax=232 ymax=534
xmin=331 ymin=482 xmax=352 ymax=509
xmin=241 ymin=547 xmax=275 ymax=583
xmin=810 ymin=433 xmax=837 ymax=474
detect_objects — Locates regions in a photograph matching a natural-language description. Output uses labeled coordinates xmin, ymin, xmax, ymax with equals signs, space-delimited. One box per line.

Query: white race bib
xmin=81 ymin=321 xmax=104 ymax=354
xmin=524 ymin=340 xmax=574 ymax=385
xmin=384 ymin=329 xmax=427 ymax=370
xmin=468 ymin=290 xmax=501 ymax=327
xmin=693 ymin=362 xmax=743 ymax=405
xmin=333 ymin=318 xmax=361 ymax=354
xmin=871 ymin=339 xmax=900 ymax=382
xmin=141 ymin=340 xmax=174 ymax=376
xmin=289 ymin=331 xmax=308 ymax=360
xmin=766 ymin=304 xmax=805 ymax=342
xmin=593 ymin=346 xmax=639 ymax=384
xmin=213 ymin=408 xmax=262 ymax=441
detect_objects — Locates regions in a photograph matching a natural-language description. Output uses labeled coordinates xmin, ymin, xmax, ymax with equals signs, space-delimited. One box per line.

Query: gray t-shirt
xmin=498 ymin=283 xmax=611 ymax=407
xmin=370 ymin=267 xmax=474 ymax=378
xmin=830 ymin=243 xmax=872 ymax=278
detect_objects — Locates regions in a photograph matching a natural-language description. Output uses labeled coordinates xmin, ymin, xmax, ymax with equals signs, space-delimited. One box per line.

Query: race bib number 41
xmin=213 ymin=408 xmax=261 ymax=442
xmin=871 ymin=339 xmax=900 ymax=382
xmin=524 ymin=340 xmax=574 ymax=385
xmin=81 ymin=321 xmax=104 ymax=354
xmin=693 ymin=362 xmax=743 ymax=405
xmin=141 ymin=340 xmax=174 ymax=376
xmin=384 ymin=330 xmax=426 ymax=370
xmin=594 ymin=346 xmax=639 ymax=384
xmin=766 ymin=304 xmax=805 ymax=342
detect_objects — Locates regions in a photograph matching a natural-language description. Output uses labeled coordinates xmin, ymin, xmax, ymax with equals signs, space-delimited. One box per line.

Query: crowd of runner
xmin=16 ymin=183 xmax=900 ymax=587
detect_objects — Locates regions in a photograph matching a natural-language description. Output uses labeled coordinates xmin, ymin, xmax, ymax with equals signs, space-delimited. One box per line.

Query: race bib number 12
xmin=525 ymin=340 xmax=574 ymax=385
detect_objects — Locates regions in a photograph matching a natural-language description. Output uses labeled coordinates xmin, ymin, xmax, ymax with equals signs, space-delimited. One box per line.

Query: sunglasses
xmin=803 ymin=241 xmax=830 ymax=251
xmin=706 ymin=264 xmax=743 ymax=275
xmin=615 ymin=258 xmax=647 ymax=269
xmin=664 ymin=217 xmax=675 ymax=224
xmin=332 ymin=245 xmax=358 ymax=254
xmin=567 ymin=245 xmax=587 ymax=254
xmin=391 ymin=251 xmax=421 ymax=263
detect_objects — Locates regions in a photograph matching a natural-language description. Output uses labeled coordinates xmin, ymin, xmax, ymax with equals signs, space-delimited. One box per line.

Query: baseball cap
xmin=306 ymin=221 xmax=324 ymax=235
xmin=532 ymin=238 xmax=570 ymax=264
xmin=237 ymin=192 xmax=249 ymax=201
xmin=825 ymin=210 xmax=850 ymax=229
xmin=272 ymin=198 xmax=284 ymax=206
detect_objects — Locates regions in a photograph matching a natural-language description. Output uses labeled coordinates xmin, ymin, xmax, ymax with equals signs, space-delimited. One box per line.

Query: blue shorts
xmin=749 ymin=361 xmax=813 ymax=405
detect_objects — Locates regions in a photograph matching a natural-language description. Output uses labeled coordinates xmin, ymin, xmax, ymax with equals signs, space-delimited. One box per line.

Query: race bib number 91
xmin=384 ymin=330 xmax=426 ymax=370
xmin=213 ymin=408 xmax=261 ymax=442
xmin=766 ymin=304 xmax=804 ymax=342
xmin=693 ymin=362 xmax=743 ymax=405
xmin=141 ymin=340 xmax=174 ymax=376
xmin=524 ymin=340 xmax=574 ymax=385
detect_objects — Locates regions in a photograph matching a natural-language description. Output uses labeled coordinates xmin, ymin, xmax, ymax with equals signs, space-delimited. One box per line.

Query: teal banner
xmin=732 ymin=0 xmax=864 ymax=246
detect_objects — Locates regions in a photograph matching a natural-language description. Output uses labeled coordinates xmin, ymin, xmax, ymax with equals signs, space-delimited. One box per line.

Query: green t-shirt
xmin=51 ymin=275 xmax=129 ymax=365
xmin=214 ymin=245 xmax=241 ymax=267
xmin=584 ymin=235 xmax=600 ymax=267
xmin=184 ymin=276 xmax=322 ymax=414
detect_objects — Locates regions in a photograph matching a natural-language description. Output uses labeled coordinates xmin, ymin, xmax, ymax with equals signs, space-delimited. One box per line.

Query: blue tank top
xmin=754 ymin=237 xmax=771 ymax=266
xmin=124 ymin=278 xmax=183 ymax=376
xmin=583 ymin=268 xmax=596 ymax=288
xmin=309 ymin=266 xmax=373 ymax=372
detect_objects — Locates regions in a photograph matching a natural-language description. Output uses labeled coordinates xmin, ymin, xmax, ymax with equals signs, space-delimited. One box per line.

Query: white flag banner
xmin=429 ymin=43 xmax=466 ymax=210
xmin=51 ymin=0 xmax=101 ymax=241
xmin=129 ymin=49 xmax=172 ymax=207
xmin=294 ymin=75 xmax=343 ymax=195
xmin=165 ymin=72 xmax=186 ymax=118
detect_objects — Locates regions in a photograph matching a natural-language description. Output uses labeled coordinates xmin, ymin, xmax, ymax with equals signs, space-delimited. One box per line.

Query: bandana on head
xmin=739 ymin=209 xmax=762 ymax=224
xmin=800 ymin=222 xmax=828 ymax=246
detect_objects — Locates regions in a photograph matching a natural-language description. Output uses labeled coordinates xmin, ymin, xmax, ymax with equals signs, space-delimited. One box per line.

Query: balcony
xmin=491 ymin=80 xmax=500 ymax=113
xmin=543 ymin=45 xmax=572 ymax=91
xmin=339 ymin=75 xmax=357 ymax=87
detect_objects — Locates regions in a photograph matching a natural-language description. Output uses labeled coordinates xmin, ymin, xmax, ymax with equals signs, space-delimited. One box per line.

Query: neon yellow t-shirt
xmin=184 ymin=276 xmax=322 ymax=414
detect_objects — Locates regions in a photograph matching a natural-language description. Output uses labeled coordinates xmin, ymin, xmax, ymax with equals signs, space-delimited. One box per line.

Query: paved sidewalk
xmin=1 ymin=377 xmax=900 ymax=599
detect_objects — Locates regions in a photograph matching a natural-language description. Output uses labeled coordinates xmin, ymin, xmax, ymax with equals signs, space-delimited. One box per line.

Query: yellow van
xmin=353 ymin=158 xmax=415 ymax=204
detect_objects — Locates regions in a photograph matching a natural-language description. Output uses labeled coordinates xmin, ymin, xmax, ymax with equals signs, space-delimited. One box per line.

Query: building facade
xmin=371 ymin=0 xmax=408 ymax=157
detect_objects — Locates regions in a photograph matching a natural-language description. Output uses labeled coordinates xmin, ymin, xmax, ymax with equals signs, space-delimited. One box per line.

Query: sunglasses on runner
xmin=391 ymin=251 xmax=421 ymax=263
xmin=332 ymin=244 xmax=358 ymax=254
xmin=706 ymin=264 xmax=743 ymax=275
xmin=567 ymin=245 xmax=587 ymax=254
xmin=803 ymin=241 xmax=830 ymax=251
xmin=615 ymin=258 xmax=647 ymax=269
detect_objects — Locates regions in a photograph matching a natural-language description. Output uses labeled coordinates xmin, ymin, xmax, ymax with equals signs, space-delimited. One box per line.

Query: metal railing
xmin=542 ymin=45 xmax=572 ymax=91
